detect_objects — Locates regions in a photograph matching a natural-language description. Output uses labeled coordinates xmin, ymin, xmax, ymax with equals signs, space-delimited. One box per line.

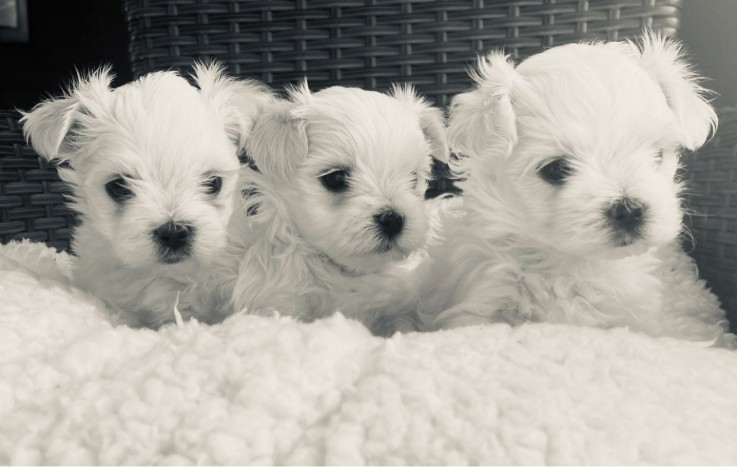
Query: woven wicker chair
xmin=683 ymin=108 xmax=737 ymax=327
xmin=3 ymin=0 xmax=734 ymax=328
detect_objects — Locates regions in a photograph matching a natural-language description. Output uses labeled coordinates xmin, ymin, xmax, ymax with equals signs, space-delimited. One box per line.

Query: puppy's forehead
xmin=307 ymin=88 xmax=430 ymax=168
xmin=116 ymin=72 xmax=205 ymax=117
xmin=515 ymin=44 xmax=678 ymax=154
xmin=312 ymin=87 xmax=417 ymax=126
xmin=114 ymin=73 xmax=217 ymax=137
xmin=98 ymin=72 xmax=235 ymax=169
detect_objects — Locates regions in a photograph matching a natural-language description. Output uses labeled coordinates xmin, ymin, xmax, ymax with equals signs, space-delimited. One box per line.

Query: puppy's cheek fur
xmin=303 ymin=198 xmax=380 ymax=257
xmin=506 ymin=176 xmax=597 ymax=254
xmin=636 ymin=177 xmax=683 ymax=245
xmin=112 ymin=224 xmax=161 ymax=267
xmin=545 ymin=194 xmax=613 ymax=254
xmin=75 ymin=190 xmax=149 ymax=267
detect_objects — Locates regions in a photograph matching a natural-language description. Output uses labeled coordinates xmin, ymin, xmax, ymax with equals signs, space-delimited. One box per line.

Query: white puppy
xmin=416 ymin=33 xmax=733 ymax=343
xmin=22 ymin=63 xmax=271 ymax=328
xmin=219 ymin=83 xmax=447 ymax=334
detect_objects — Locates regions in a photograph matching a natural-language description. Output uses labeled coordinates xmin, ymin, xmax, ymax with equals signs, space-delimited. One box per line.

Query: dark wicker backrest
xmin=683 ymin=108 xmax=737 ymax=327
xmin=0 ymin=111 xmax=75 ymax=251
xmin=123 ymin=0 xmax=682 ymax=105
xmin=1 ymin=0 xmax=682 ymax=251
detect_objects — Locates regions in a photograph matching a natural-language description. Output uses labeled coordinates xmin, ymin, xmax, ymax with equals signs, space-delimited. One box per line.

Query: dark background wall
xmin=0 ymin=1 xmax=735 ymax=109
xmin=0 ymin=0 xmax=130 ymax=110
xmin=680 ymin=0 xmax=737 ymax=107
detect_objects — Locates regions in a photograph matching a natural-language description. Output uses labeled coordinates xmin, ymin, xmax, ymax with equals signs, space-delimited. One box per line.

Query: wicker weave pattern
xmin=123 ymin=0 xmax=682 ymax=105
xmin=0 ymin=111 xmax=75 ymax=251
xmin=683 ymin=107 xmax=737 ymax=328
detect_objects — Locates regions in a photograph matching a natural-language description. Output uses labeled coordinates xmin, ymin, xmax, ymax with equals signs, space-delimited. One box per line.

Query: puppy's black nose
xmin=375 ymin=210 xmax=404 ymax=239
xmin=153 ymin=222 xmax=193 ymax=251
xmin=607 ymin=198 xmax=646 ymax=233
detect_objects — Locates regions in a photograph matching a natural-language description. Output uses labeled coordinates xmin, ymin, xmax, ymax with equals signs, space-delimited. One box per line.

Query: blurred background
xmin=0 ymin=0 xmax=735 ymax=109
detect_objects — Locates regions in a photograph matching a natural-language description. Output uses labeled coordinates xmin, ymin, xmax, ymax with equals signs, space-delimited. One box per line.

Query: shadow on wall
xmin=680 ymin=0 xmax=737 ymax=107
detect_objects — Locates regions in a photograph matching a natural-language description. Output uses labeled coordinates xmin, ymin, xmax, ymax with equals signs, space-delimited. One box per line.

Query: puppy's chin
xmin=327 ymin=246 xmax=411 ymax=275
xmin=118 ymin=250 xmax=198 ymax=273
xmin=114 ymin=239 xmax=221 ymax=275
xmin=553 ymin=234 xmax=660 ymax=261
xmin=592 ymin=240 xmax=653 ymax=260
xmin=155 ymin=250 xmax=194 ymax=266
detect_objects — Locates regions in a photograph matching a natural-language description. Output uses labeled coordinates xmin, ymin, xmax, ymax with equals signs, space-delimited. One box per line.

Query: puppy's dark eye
xmin=105 ymin=177 xmax=134 ymax=203
xmin=320 ymin=170 xmax=349 ymax=193
xmin=654 ymin=150 xmax=664 ymax=166
xmin=239 ymin=150 xmax=260 ymax=172
xmin=538 ymin=158 xmax=573 ymax=185
xmin=203 ymin=176 xmax=223 ymax=195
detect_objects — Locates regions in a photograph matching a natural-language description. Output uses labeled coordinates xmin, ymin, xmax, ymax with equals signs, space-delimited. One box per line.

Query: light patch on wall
xmin=0 ymin=0 xmax=28 ymax=42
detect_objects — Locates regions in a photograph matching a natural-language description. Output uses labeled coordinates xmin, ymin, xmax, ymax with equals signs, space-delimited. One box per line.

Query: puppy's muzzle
xmin=606 ymin=198 xmax=646 ymax=238
xmin=374 ymin=209 xmax=404 ymax=240
xmin=152 ymin=221 xmax=195 ymax=263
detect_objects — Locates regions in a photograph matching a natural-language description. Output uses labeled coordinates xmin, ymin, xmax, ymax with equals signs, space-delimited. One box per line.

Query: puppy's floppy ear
xmin=191 ymin=60 xmax=274 ymax=152
xmin=21 ymin=67 xmax=114 ymax=162
xmin=448 ymin=52 xmax=518 ymax=158
xmin=390 ymin=84 xmax=448 ymax=163
xmin=244 ymin=81 xmax=311 ymax=179
xmin=628 ymin=32 xmax=717 ymax=150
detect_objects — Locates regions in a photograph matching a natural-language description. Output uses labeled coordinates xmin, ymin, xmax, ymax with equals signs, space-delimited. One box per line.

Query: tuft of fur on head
xmin=390 ymin=83 xmax=449 ymax=163
xmin=191 ymin=60 xmax=273 ymax=152
xmin=229 ymin=82 xmax=446 ymax=328
xmin=21 ymin=62 xmax=273 ymax=328
xmin=421 ymin=32 xmax=730 ymax=343
xmin=448 ymin=52 xmax=518 ymax=163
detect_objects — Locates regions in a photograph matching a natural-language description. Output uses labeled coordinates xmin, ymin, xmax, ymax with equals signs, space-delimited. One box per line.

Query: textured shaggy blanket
xmin=2 ymin=241 xmax=737 ymax=465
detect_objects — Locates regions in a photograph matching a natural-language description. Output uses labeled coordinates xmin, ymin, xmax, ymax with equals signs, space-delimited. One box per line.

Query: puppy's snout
xmin=374 ymin=210 xmax=404 ymax=239
xmin=153 ymin=221 xmax=194 ymax=252
xmin=607 ymin=198 xmax=646 ymax=234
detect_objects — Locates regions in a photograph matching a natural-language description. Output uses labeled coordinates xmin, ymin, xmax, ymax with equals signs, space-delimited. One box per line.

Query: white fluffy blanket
xmin=2 ymin=241 xmax=737 ymax=465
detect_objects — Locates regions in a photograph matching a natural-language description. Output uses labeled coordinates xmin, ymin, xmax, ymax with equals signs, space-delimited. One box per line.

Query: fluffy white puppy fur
xmin=22 ymin=63 xmax=272 ymax=328
xmin=416 ymin=33 xmax=734 ymax=344
xmin=216 ymin=83 xmax=447 ymax=335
